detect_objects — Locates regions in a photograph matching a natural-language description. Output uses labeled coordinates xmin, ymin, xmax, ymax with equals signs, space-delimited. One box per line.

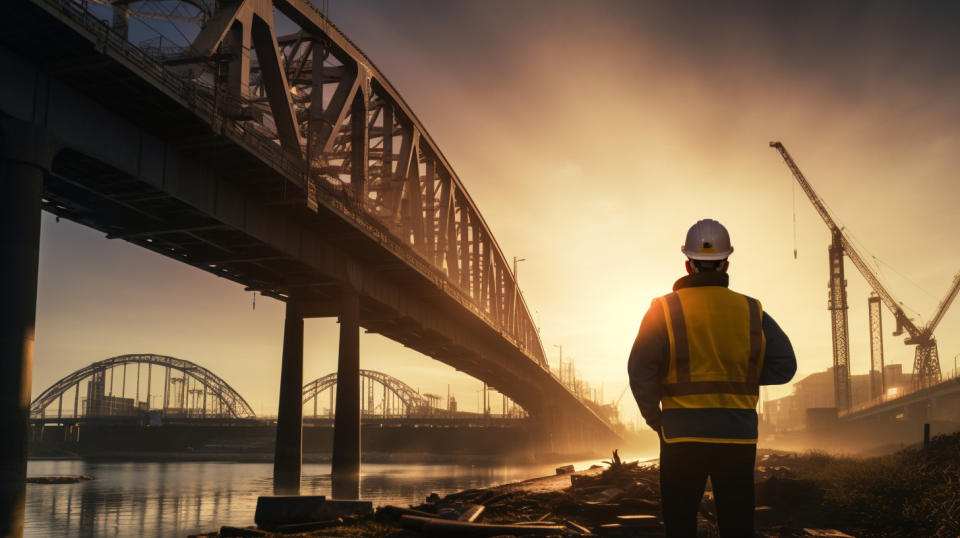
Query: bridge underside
xmin=0 ymin=1 xmax=617 ymax=446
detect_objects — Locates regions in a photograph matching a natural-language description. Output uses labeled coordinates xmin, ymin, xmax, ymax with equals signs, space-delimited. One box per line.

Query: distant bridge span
xmin=0 ymin=0 xmax=620 ymax=508
xmin=303 ymin=369 xmax=426 ymax=417
xmin=30 ymin=354 xmax=256 ymax=420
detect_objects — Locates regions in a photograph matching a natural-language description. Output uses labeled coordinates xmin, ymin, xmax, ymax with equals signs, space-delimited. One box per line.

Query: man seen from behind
xmin=628 ymin=218 xmax=797 ymax=537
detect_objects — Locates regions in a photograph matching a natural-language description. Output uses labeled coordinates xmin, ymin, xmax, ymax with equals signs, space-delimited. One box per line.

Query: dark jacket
xmin=627 ymin=271 xmax=797 ymax=432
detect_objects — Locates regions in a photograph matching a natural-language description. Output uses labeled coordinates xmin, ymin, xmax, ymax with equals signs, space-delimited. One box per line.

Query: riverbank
xmin=191 ymin=432 xmax=960 ymax=537
xmin=29 ymin=450 xmax=598 ymax=465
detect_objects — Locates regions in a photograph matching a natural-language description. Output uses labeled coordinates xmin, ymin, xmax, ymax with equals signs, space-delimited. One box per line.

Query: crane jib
xmin=770 ymin=141 xmax=957 ymax=391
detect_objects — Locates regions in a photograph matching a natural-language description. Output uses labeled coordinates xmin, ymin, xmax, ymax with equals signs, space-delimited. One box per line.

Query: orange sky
xmin=32 ymin=1 xmax=960 ymax=427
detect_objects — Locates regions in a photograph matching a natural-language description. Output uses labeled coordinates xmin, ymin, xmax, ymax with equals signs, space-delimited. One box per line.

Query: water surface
xmin=26 ymin=459 xmax=601 ymax=537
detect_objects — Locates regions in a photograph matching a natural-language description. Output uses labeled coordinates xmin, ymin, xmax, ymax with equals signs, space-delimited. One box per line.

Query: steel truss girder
xmin=29 ymin=354 xmax=256 ymax=419
xmin=868 ymin=294 xmax=886 ymax=400
xmin=154 ymin=0 xmax=547 ymax=364
xmin=302 ymin=369 xmax=426 ymax=415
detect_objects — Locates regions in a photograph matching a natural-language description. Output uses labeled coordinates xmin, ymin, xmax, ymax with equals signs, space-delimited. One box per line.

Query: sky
xmin=31 ymin=1 xmax=960 ymax=427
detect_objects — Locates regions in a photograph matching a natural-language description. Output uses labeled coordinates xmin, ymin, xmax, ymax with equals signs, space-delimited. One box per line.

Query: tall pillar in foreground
xmin=273 ymin=299 xmax=304 ymax=494
xmin=331 ymin=289 xmax=361 ymax=499
xmin=1 ymin=117 xmax=54 ymax=537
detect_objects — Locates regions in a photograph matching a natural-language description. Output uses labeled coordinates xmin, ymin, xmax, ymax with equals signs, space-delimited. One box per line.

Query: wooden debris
xmin=273 ymin=518 xmax=343 ymax=533
xmin=616 ymin=514 xmax=659 ymax=529
xmin=593 ymin=487 xmax=623 ymax=503
xmin=563 ymin=519 xmax=592 ymax=535
xmin=378 ymin=505 xmax=440 ymax=521
xmin=399 ymin=514 xmax=569 ymax=536
xmin=457 ymin=504 xmax=485 ymax=522
xmin=803 ymin=530 xmax=855 ymax=537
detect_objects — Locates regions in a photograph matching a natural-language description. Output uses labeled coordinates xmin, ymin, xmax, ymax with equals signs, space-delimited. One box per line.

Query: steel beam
xmin=274 ymin=299 xmax=305 ymax=494
xmin=332 ymin=289 xmax=361 ymax=499
xmin=828 ymin=230 xmax=852 ymax=411
xmin=868 ymin=294 xmax=885 ymax=400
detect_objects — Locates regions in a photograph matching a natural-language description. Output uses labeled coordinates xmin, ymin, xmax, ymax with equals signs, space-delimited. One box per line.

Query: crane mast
xmin=770 ymin=142 xmax=946 ymax=393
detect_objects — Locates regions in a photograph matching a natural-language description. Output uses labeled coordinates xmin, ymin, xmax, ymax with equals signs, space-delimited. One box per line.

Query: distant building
xmin=83 ymin=370 xmax=148 ymax=417
xmin=763 ymin=364 xmax=912 ymax=430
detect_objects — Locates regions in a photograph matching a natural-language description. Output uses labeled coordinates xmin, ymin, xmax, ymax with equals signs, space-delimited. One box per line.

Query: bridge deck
xmin=1 ymin=0 xmax=619 ymax=441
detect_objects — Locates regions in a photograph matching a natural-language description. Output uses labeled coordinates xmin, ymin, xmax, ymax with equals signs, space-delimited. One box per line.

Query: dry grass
xmin=776 ymin=432 xmax=960 ymax=537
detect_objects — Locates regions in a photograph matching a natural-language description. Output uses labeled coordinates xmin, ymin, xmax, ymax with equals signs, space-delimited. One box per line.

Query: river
xmin=25 ymin=458 xmax=606 ymax=537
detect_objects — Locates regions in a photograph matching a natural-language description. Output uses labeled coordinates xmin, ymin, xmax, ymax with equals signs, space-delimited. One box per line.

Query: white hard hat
xmin=681 ymin=219 xmax=733 ymax=261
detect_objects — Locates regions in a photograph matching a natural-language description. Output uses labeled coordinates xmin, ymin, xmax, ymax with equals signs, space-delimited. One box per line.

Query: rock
xmin=26 ymin=475 xmax=94 ymax=484
xmin=219 ymin=526 xmax=269 ymax=537
xmin=555 ymin=465 xmax=575 ymax=475
xmin=437 ymin=507 xmax=460 ymax=520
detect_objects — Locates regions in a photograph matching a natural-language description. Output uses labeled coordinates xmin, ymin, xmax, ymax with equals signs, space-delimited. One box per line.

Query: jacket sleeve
xmin=627 ymin=299 xmax=668 ymax=431
xmin=759 ymin=311 xmax=797 ymax=385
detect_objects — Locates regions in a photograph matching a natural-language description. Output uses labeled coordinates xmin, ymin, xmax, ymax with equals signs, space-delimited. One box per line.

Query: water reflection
xmin=26 ymin=459 xmax=599 ymax=537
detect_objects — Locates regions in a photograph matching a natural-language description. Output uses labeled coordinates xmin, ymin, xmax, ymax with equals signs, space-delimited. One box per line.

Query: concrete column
xmin=331 ymin=289 xmax=361 ymax=499
xmin=1 ymin=117 xmax=54 ymax=538
xmin=273 ymin=299 xmax=304 ymax=494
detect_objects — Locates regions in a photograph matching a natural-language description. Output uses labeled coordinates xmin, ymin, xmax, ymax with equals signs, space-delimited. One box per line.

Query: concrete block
xmin=254 ymin=496 xmax=372 ymax=529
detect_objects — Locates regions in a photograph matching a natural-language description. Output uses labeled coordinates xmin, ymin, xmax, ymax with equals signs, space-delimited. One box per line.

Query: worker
xmin=627 ymin=218 xmax=796 ymax=537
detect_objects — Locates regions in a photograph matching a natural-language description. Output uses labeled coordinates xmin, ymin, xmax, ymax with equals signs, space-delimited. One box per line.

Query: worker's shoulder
xmin=723 ymin=286 xmax=763 ymax=306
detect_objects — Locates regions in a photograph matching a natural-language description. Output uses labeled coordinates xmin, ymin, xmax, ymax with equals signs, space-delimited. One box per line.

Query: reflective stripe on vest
xmin=658 ymin=286 xmax=766 ymax=444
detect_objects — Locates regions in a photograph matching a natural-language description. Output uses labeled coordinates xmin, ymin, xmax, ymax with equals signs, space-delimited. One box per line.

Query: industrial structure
xmin=29 ymin=357 xmax=545 ymax=424
xmin=29 ymin=354 xmax=256 ymax=421
xmin=27 ymin=359 xmax=548 ymax=466
xmin=303 ymin=369 xmax=481 ymax=418
xmin=0 ymin=1 xmax=621 ymax=531
xmin=770 ymin=142 xmax=960 ymax=410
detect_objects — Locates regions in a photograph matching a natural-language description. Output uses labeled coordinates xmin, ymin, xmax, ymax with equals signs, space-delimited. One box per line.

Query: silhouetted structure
xmin=1 ymin=1 xmax=620 ymax=528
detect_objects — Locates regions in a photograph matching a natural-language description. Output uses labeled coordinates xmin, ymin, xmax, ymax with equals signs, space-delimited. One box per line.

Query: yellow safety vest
xmin=658 ymin=286 xmax=766 ymax=444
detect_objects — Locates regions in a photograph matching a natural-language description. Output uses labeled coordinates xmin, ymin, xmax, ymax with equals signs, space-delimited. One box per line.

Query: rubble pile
xmin=195 ymin=439 xmax=960 ymax=536
xmin=378 ymin=450 xmax=681 ymax=537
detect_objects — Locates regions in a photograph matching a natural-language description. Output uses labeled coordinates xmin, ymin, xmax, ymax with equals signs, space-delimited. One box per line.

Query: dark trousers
xmin=660 ymin=440 xmax=756 ymax=538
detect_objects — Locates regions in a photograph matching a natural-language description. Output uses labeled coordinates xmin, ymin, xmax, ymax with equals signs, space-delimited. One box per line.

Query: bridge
xmin=837 ymin=371 xmax=960 ymax=441
xmin=30 ymin=354 xmax=257 ymax=421
xmin=0 ymin=0 xmax=619 ymax=531
xmin=28 ymin=354 xmax=518 ymax=422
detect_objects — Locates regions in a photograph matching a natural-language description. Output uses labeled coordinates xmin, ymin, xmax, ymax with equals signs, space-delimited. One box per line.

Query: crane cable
xmin=792 ymin=177 xmax=798 ymax=259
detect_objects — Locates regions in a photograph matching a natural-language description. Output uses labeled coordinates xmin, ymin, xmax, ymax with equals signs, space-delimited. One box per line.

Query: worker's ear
xmin=685 ymin=260 xmax=694 ymax=274
xmin=721 ymin=260 xmax=729 ymax=273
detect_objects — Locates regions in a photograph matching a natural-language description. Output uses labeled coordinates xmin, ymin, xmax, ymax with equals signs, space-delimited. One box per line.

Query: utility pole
xmin=512 ymin=256 xmax=526 ymax=280
xmin=512 ymin=257 xmax=525 ymax=337
xmin=553 ymin=344 xmax=562 ymax=385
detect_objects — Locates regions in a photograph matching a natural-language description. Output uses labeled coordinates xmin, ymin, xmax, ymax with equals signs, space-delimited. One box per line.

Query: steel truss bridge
xmin=1 ymin=0 xmax=620 ymax=513
xmin=29 ymin=357 xmax=507 ymax=422
xmin=29 ymin=354 xmax=256 ymax=420
xmin=305 ymin=369 xmax=435 ymax=418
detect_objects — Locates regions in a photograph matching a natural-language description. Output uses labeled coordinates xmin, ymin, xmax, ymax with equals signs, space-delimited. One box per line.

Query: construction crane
xmin=770 ymin=142 xmax=960 ymax=409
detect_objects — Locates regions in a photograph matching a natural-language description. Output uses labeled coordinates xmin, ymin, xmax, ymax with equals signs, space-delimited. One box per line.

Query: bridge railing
xmin=38 ymin=0 xmax=549 ymax=368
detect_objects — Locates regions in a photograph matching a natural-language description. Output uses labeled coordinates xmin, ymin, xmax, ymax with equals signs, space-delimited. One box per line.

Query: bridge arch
xmin=30 ymin=354 xmax=256 ymax=419
xmin=303 ymin=369 xmax=432 ymax=418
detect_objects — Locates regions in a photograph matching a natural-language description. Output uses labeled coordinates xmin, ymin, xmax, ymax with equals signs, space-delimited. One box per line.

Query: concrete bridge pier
xmin=0 ymin=117 xmax=54 ymax=537
xmin=331 ymin=289 xmax=361 ymax=499
xmin=274 ymin=300 xmax=304 ymax=494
